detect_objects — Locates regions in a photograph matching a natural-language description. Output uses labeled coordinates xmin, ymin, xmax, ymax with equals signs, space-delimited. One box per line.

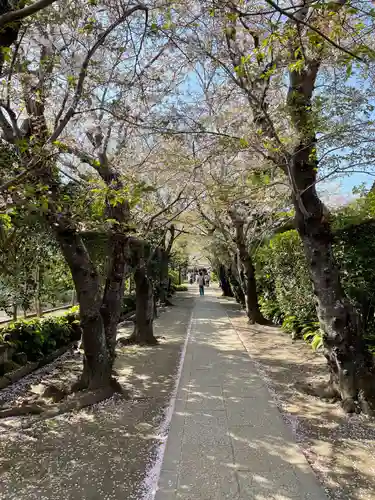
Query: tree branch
xmin=146 ymin=186 xmax=186 ymax=231
xmin=0 ymin=0 xmax=57 ymax=28
xmin=48 ymin=4 xmax=148 ymax=143
xmin=263 ymin=0 xmax=364 ymax=62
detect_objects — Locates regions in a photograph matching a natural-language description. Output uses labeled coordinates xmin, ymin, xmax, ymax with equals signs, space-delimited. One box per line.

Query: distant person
xmin=204 ymin=274 xmax=210 ymax=287
xmin=198 ymin=272 xmax=205 ymax=296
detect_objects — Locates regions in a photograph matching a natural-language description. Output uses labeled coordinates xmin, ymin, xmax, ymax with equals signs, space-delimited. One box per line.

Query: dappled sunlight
xmin=219 ymin=293 xmax=375 ymax=500
xmin=156 ymin=289 xmax=328 ymax=500
xmin=0 ymin=294 xmax=195 ymax=500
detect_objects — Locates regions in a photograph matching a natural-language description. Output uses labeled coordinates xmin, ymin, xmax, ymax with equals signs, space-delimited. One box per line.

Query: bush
xmin=259 ymin=298 xmax=284 ymax=325
xmin=168 ymin=269 xmax=180 ymax=286
xmin=211 ymin=271 xmax=218 ymax=282
xmin=255 ymin=231 xmax=316 ymax=324
xmin=1 ymin=307 xmax=81 ymax=362
xmin=255 ymin=218 xmax=375 ymax=352
xmin=63 ymin=305 xmax=79 ymax=323
xmin=301 ymin=322 xmax=323 ymax=351
xmin=334 ymin=220 xmax=375 ymax=339
xmin=121 ymin=294 xmax=136 ymax=317
xmin=173 ymin=285 xmax=188 ymax=292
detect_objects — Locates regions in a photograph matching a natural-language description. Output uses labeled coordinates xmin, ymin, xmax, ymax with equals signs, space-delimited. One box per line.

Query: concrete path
xmin=155 ymin=287 xmax=327 ymax=500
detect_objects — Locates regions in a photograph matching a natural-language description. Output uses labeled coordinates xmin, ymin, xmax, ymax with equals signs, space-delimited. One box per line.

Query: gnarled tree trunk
xmin=129 ymin=265 xmax=157 ymax=345
xmin=100 ymin=234 xmax=129 ymax=364
xmin=228 ymin=261 xmax=245 ymax=307
xmin=292 ymin=142 xmax=375 ymax=413
xmin=288 ymin=49 xmax=375 ymax=413
xmin=230 ymin=214 xmax=267 ymax=324
xmin=159 ymin=248 xmax=172 ymax=306
xmin=56 ymin=228 xmax=112 ymax=390
xmin=236 ymin=251 xmax=266 ymax=324
xmin=218 ymin=265 xmax=233 ymax=297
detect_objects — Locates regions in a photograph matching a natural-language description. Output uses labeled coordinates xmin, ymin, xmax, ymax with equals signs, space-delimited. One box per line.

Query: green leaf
xmin=311 ymin=334 xmax=323 ymax=351
xmin=67 ymin=75 xmax=76 ymax=88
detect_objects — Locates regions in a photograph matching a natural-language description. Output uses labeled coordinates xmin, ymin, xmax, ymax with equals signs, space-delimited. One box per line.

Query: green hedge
xmin=173 ymin=284 xmax=188 ymax=292
xmin=255 ymin=222 xmax=375 ymax=352
xmin=0 ymin=294 xmax=137 ymax=368
xmin=0 ymin=306 xmax=81 ymax=363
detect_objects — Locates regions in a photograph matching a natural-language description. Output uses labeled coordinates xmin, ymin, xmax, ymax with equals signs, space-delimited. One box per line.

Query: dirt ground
xmin=2 ymin=288 xmax=375 ymax=500
xmin=220 ymin=295 xmax=375 ymax=500
xmin=0 ymin=293 xmax=194 ymax=500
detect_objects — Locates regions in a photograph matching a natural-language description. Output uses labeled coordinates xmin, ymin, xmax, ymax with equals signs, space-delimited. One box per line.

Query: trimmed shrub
xmin=173 ymin=284 xmax=188 ymax=292
xmin=1 ymin=307 xmax=81 ymax=363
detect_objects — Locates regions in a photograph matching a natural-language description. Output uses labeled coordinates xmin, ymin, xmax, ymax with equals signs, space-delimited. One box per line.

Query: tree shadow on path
xmin=219 ymin=295 xmax=375 ymax=500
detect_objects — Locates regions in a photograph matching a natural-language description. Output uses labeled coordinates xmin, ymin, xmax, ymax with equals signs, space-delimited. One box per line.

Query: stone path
xmin=155 ymin=287 xmax=327 ymax=500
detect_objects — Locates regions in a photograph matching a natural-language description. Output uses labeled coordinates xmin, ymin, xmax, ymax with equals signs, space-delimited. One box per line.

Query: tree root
xmin=294 ymin=381 xmax=375 ymax=414
xmin=0 ymin=378 xmax=129 ymax=420
xmin=249 ymin=318 xmax=273 ymax=327
xmin=0 ymin=403 xmax=45 ymax=418
xmin=118 ymin=335 xmax=159 ymax=346
xmin=295 ymin=381 xmax=338 ymax=401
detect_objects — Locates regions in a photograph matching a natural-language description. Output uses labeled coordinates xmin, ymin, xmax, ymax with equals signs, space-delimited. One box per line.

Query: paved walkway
xmin=155 ymin=287 xmax=327 ymax=499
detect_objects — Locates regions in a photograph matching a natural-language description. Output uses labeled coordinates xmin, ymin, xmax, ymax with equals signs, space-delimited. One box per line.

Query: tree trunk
xmin=178 ymin=266 xmax=182 ymax=285
xmin=153 ymin=291 xmax=158 ymax=319
xmin=228 ymin=263 xmax=245 ymax=307
xmin=100 ymin=235 xmax=128 ymax=364
xmin=55 ymin=228 xmax=112 ymax=390
xmin=244 ymin=266 xmax=266 ymax=324
xmin=159 ymin=249 xmax=172 ymax=305
xmin=292 ymin=142 xmax=375 ymax=414
xmin=231 ymin=215 xmax=268 ymax=324
xmin=12 ymin=302 xmax=17 ymax=322
xmin=218 ymin=265 xmax=233 ymax=297
xmin=128 ymin=265 xmax=157 ymax=345
xmin=236 ymin=251 xmax=267 ymax=324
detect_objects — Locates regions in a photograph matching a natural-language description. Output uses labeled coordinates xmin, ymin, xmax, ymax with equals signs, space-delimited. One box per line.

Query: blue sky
xmin=318 ymin=70 xmax=375 ymax=200
xmin=340 ymin=173 xmax=373 ymax=194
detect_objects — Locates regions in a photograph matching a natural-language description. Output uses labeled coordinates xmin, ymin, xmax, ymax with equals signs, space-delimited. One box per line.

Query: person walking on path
xmin=198 ymin=271 xmax=205 ymax=296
